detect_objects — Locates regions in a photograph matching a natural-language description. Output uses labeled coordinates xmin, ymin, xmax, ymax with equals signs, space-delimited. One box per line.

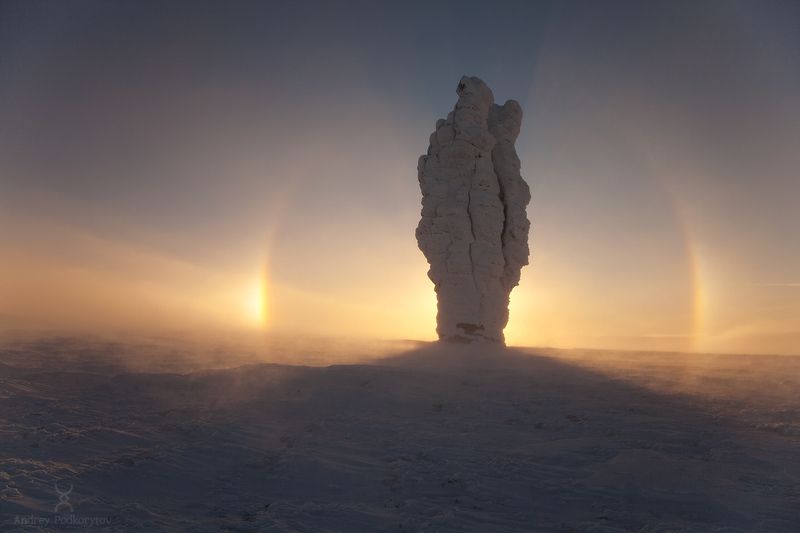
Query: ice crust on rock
xmin=416 ymin=76 xmax=531 ymax=344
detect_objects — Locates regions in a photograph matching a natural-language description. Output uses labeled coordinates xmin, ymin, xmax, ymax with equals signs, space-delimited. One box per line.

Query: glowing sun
xmin=244 ymin=278 xmax=267 ymax=326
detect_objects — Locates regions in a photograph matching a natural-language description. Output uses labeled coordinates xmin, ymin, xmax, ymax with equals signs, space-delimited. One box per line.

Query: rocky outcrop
xmin=416 ymin=76 xmax=530 ymax=344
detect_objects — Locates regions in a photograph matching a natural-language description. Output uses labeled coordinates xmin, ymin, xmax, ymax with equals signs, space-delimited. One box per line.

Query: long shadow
xmin=1 ymin=338 xmax=798 ymax=531
xmin=366 ymin=341 xmax=800 ymax=530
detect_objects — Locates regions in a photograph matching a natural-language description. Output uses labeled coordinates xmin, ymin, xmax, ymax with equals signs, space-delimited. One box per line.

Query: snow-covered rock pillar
xmin=416 ymin=76 xmax=531 ymax=344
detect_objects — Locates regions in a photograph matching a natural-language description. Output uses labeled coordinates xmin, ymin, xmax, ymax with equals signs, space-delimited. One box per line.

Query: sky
xmin=1 ymin=0 xmax=798 ymax=355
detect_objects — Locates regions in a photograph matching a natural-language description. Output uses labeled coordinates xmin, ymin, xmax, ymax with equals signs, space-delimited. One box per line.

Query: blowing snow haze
xmin=1 ymin=0 xmax=799 ymax=355
xmin=1 ymin=2 xmax=800 ymax=531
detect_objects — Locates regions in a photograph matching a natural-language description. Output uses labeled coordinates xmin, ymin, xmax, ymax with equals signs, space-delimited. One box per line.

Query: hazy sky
xmin=1 ymin=0 xmax=798 ymax=354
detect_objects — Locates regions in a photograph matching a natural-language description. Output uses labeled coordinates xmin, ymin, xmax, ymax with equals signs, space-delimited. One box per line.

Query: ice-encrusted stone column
xmin=416 ymin=76 xmax=531 ymax=344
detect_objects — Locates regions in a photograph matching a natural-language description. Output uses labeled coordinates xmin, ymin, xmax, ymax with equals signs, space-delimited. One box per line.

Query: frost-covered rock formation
xmin=416 ymin=76 xmax=530 ymax=344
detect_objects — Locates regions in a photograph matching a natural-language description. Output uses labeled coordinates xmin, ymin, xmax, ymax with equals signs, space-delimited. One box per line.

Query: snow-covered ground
xmin=1 ymin=336 xmax=798 ymax=531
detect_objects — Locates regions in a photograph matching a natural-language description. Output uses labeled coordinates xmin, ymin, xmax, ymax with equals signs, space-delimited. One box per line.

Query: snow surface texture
xmin=1 ymin=337 xmax=799 ymax=532
xmin=416 ymin=76 xmax=531 ymax=344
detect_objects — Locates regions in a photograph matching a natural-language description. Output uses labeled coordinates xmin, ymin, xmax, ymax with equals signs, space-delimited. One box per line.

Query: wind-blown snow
xmin=1 ymin=338 xmax=799 ymax=531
